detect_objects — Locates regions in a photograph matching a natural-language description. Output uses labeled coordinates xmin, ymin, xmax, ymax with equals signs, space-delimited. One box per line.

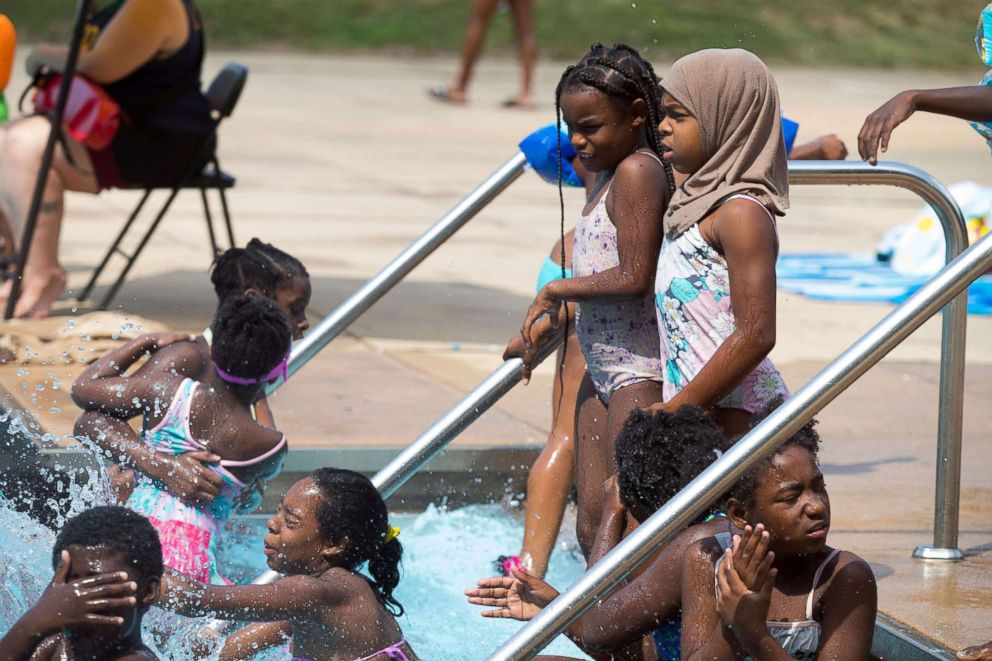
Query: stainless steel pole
xmin=488 ymin=230 xmax=992 ymax=661
xmin=373 ymin=336 xmax=563 ymax=498
xmin=266 ymin=151 xmax=528 ymax=391
xmin=788 ymin=161 xmax=968 ymax=560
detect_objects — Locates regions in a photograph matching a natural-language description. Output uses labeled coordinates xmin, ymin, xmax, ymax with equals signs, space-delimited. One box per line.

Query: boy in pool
xmin=0 ymin=506 xmax=163 ymax=660
xmin=160 ymin=468 xmax=417 ymax=661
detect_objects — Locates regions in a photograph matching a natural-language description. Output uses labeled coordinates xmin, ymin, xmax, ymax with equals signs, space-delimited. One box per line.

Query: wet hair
xmin=615 ymin=406 xmax=733 ymax=522
xmin=727 ymin=398 xmax=821 ymax=511
xmin=52 ymin=506 xmax=163 ymax=586
xmin=210 ymin=238 xmax=309 ymax=301
xmin=210 ymin=295 xmax=292 ymax=381
xmin=309 ymin=468 xmax=404 ymax=616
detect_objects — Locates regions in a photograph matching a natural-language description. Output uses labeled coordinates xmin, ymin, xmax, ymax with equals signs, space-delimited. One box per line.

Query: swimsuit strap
xmin=805 ymin=548 xmax=841 ymax=620
xmin=354 ymin=639 xmax=410 ymax=661
xmin=634 ymin=148 xmax=665 ymax=166
xmin=719 ymin=192 xmax=776 ymax=224
xmin=219 ymin=434 xmax=288 ymax=467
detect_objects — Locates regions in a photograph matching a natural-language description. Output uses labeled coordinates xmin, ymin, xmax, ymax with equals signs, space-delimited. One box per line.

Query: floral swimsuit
xmin=654 ymin=194 xmax=788 ymax=412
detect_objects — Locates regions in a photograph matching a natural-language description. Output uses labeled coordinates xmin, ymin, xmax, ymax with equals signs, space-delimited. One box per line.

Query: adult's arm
xmin=859 ymin=86 xmax=992 ymax=164
xmin=27 ymin=0 xmax=190 ymax=85
xmin=662 ymin=201 xmax=778 ymax=410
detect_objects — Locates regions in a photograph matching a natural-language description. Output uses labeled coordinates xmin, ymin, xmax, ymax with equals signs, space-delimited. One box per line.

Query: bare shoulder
xmin=614 ymin=150 xmax=667 ymax=188
xmin=825 ymin=550 xmax=876 ymax=590
xmin=141 ymin=339 xmax=209 ymax=379
xmin=683 ymin=534 xmax=724 ymax=573
xmin=712 ymin=196 xmax=774 ymax=226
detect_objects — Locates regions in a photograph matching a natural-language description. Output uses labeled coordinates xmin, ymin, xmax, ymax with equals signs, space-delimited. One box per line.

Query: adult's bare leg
xmin=0 ymin=116 xmax=99 ymax=317
xmin=506 ymin=0 xmax=536 ymax=106
xmin=518 ymin=332 xmax=584 ymax=577
xmin=449 ymin=0 xmax=502 ymax=101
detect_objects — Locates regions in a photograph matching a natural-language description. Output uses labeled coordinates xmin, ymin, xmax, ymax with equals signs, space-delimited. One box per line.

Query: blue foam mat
xmin=777 ymin=252 xmax=992 ymax=315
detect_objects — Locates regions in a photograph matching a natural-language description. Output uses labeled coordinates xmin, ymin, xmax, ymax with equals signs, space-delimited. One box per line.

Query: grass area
xmin=5 ymin=0 xmax=988 ymax=69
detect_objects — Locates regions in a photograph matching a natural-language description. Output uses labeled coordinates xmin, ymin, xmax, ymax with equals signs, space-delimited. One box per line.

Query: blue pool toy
xmin=781 ymin=115 xmax=799 ymax=155
xmin=519 ymin=124 xmax=583 ymax=188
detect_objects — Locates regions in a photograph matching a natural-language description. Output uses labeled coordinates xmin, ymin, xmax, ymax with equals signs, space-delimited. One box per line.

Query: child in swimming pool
xmin=74 ymin=238 xmax=311 ymax=505
xmin=0 ymin=506 xmax=163 ymax=661
xmin=519 ymin=43 xmax=675 ymax=556
xmin=680 ymin=409 xmax=877 ymax=660
xmin=650 ymin=49 xmax=790 ymax=438
xmin=161 ymin=468 xmax=418 ymax=661
xmin=467 ymin=406 xmax=734 ymax=661
xmin=71 ymin=296 xmax=292 ymax=585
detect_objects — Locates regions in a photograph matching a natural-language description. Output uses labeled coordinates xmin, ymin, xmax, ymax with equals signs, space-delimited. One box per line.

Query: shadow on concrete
xmin=69 ymin=271 xmax=534 ymax=345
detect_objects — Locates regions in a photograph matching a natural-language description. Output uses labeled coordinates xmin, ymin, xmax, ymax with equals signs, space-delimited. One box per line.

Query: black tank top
xmin=84 ymin=0 xmax=212 ymax=135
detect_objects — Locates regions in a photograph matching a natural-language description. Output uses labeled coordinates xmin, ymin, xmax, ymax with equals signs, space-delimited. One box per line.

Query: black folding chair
xmin=77 ymin=62 xmax=249 ymax=310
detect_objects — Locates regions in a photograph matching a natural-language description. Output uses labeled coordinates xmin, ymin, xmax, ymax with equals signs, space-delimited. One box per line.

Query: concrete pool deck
xmin=1 ymin=51 xmax=991 ymax=654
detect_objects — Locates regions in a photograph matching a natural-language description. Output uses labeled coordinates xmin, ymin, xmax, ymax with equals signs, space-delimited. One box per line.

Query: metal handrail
xmin=266 ymin=151 xmax=528 ymax=390
xmin=487 ymin=223 xmax=992 ymax=661
xmin=5 ymin=0 xmax=90 ymax=319
xmin=788 ymin=161 xmax=968 ymax=559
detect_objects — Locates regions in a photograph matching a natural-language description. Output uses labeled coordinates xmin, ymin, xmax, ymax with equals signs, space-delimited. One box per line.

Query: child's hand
xmin=465 ymin=566 xmax=559 ymax=621
xmin=601 ymin=474 xmax=626 ymax=517
xmin=731 ymin=524 xmax=774 ymax=591
xmin=858 ymin=91 xmax=916 ymax=165
xmin=31 ymin=551 xmax=138 ymax=632
xmin=141 ymin=450 xmax=223 ymax=506
xmin=715 ymin=544 xmax=776 ymax=648
xmin=519 ymin=285 xmax=564 ymax=383
xmin=503 ymin=333 xmax=526 ymax=361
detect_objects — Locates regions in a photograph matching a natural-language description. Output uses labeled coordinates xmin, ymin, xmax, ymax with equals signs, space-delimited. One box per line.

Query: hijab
xmin=661 ymin=48 xmax=789 ymax=238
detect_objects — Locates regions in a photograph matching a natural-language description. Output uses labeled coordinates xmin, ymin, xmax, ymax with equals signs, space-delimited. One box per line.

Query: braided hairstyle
xmin=210 ymin=295 xmax=293 ymax=381
xmin=310 ymin=468 xmax=404 ymax=616
xmin=615 ymin=406 xmax=734 ymax=523
xmin=554 ymin=42 xmax=675 ymax=276
xmin=210 ymin=238 xmax=309 ymax=301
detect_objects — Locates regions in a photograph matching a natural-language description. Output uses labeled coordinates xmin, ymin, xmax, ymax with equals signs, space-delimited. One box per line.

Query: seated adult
xmin=0 ymin=0 xmax=211 ymax=317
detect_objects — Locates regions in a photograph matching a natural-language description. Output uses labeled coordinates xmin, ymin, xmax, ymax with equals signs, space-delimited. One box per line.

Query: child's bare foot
xmin=959 ymin=641 xmax=992 ymax=661
xmin=14 ymin=266 xmax=67 ymax=318
xmin=428 ymin=85 xmax=467 ymax=104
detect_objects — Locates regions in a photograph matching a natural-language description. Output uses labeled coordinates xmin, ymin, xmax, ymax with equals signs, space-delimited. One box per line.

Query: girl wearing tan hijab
xmin=649 ymin=48 xmax=789 ymax=437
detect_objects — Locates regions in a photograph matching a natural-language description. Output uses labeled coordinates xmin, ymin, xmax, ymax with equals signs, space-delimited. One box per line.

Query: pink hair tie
xmin=214 ymin=352 xmax=290 ymax=386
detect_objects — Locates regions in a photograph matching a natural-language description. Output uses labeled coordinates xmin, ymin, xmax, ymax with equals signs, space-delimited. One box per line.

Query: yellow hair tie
xmin=385 ymin=525 xmax=401 ymax=543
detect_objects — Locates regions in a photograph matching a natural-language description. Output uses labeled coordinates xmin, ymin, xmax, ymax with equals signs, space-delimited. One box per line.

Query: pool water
xmin=216 ymin=503 xmax=592 ymax=660
xmin=0 ymin=495 xmax=591 ymax=660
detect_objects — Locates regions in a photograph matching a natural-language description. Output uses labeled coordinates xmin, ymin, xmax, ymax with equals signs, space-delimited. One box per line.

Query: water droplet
xmin=651 ymin=17 xmax=657 ymax=24
xmin=631 ymin=2 xmax=636 ymax=6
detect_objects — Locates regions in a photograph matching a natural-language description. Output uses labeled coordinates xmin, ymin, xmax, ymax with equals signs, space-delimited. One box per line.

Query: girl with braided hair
xmin=74 ymin=238 xmax=310 ymax=506
xmin=519 ymin=43 xmax=675 ymax=556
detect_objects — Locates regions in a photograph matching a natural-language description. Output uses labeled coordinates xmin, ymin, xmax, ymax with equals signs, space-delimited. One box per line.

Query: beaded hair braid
xmin=554 ymin=43 xmax=675 ymax=275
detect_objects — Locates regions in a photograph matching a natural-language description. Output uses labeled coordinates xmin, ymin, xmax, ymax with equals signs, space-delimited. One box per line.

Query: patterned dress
xmin=654 ymin=194 xmax=788 ymax=411
xmin=571 ymin=179 xmax=665 ymax=403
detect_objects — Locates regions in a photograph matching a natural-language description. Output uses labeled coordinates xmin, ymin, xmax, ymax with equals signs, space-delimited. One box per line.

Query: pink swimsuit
xmin=571 ymin=166 xmax=666 ymax=403
xmin=126 ymin=378 xmax=287 ymax=583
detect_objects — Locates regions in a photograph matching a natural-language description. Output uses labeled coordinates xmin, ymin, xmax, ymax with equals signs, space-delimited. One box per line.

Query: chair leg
xmin=79 ymin=189 xmax=152 ymax=302
xmin=200 ymin=187 xmax=220 ymax=258
xmin=219 ymin=186 xmax=235 ymax=248
xmin=97 ymin=187 xmax=182 ymax=310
